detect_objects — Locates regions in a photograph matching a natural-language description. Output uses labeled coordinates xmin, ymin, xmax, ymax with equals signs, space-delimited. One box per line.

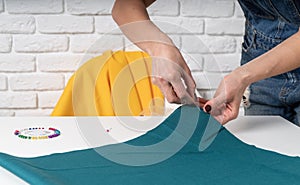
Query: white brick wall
xmin=0 ymin=15 xmax=35 ymax=33
xmin=181 ymin=35 xmax=236 ymax=53
xmin=180 ymin=0 xmax=234 ymax=17
xmin=38 ymin=54 xmax=83 ymax=72
xmin=38 ymin=91 xmax=63 ymax=108
xmin=206 ymin=19 xmax=244 ymax=35
xmin=14 ymin=35 xmax=69 ymax=53
xmin=148 ymin=0 xmax=179 ymax=16
xmin=204 ymin=54 xmax=240 ymax=72
xmin=0 ymin=35 xmax=12 ymax=52
xmin=0 ymin=0 xmax=3 ymax=12
xmin=0 ymin=75 xmax=7 ymax=90
xmin=66 ymin=0 xmax=114 ymax=15
xmin=0 ymin=92 xmax=37 ymax=108
xmin=95 ymin=16 xmax=121 ymax=34
xmin=152 ymin=17 xmax=205 ymax=34
xmin=10 ymin=74 xmax=64 ymax=91
xmin=6 ymin=0 xmax=63 ymax=14
xmin=0 ymin=0 xmax=245 ymax=116
xmin=0 ymin=55 xmax=35 ymax=72
xmin=37 ymin=16 xmax=94 ymax=34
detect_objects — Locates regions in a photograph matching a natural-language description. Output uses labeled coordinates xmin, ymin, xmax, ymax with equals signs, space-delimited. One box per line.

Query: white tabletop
xmin=1 ymin=115 xmax=300 ymax=185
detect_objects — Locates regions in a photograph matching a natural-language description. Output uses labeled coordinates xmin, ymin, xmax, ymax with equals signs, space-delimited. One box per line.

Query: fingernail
xmin=204 ymin=105 xmax=211 ymax=113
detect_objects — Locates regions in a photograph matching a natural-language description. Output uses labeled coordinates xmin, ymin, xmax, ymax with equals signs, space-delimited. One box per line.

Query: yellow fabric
xmin=51 ymin=50 xmax=164 ymax=116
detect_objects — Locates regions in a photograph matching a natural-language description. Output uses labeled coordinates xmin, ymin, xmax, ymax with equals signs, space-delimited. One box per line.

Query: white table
xmin=1 ymin=115 xmax=300 ymax=185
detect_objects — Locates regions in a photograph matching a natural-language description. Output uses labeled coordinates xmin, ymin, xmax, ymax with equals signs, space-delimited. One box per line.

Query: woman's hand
xmin=203 ymin=68 xmax=249 ymax=124
xmin=203 ymin=29 xmax=300 ymax=124
xmin=112 ymin=0 xmax=197 ymax=105
xmin=149 ymin=43 xmax=197 ymax=104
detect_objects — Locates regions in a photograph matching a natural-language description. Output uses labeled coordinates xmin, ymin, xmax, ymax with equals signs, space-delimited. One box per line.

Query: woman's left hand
xmin=203 ymin=70 xmax=249 ymax=125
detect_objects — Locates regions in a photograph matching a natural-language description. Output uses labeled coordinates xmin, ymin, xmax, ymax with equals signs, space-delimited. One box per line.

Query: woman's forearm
xmin=112 ymin=0 xmax=153 ymax=24
xmin=235 ymin=29 xmax=300 ymax=86
xmin=112 ymin=0 xmax=173 ymax=54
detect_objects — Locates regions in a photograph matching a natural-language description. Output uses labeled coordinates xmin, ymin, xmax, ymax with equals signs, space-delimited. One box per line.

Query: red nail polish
xmin=205 ymin=105 xmax=211 ymax=113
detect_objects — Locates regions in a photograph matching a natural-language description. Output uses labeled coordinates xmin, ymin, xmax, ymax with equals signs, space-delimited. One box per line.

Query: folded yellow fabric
xmin=51 ymin=50 xmax=164 ymax=116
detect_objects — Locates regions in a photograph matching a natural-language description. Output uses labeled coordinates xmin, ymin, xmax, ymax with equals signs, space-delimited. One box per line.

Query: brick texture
xmin=181 ymin=0 xmax=234 ymax=17
xmin=71 ymin=35 xmax=123 ymax=53
xmin=0 ymin=55 xmax=35 ymax=72
xmin=38 ymin=54 xmax=83 ymax=72
xmin=38 ymin=91 xmax=62 ymax=108
xmin=0 ymin=0 xmax=3 ymax=12
xmin=206 ymin=19 xmax=245 ymax=35
xmin=193 ymin=72 xmax=224 ymax=89
xmin=37 ymin=15 xmax=94 ymax=33
xmin=0 ymin=15 xmax=35 ymax=33
xmin=0 ymin=35 xmax=12 ymax=53
xmin=181 ymin=35 xmax=236 ymax=53
xmin=0 ymin=111 xmax=15 ymax=116
xmin=95 ymin=16 xmax=121 ymax=34
xmin=182 ymin=53 xmax=204 ymax=72
xmin=152 ymin=17 xmax=204 ymax=34
xmin=0 ymin=92 xmax=37 ymax=108
xmin=14 ymin=35 xmax=69 ymax=53
xmin=66 ymin=0 xmax=114 ymax=15
xmin=0 ymin=75 xmax=7 ymax=90
xmin=6 ymin=0 xmax=63 ymax=14
xmin=148 ymin=0 xmax=179 ymax=16
xmin=10 ymin=74 xmax=64 ymax=91
xmin=204 ymin=54 xmax=241 ymax=72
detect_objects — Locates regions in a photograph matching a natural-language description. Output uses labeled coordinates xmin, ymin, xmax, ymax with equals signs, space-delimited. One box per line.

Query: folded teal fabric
xmin=1 ymin=105 xmax=300 ymax=185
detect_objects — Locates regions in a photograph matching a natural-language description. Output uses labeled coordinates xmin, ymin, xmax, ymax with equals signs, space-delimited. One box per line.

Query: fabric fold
xmin=51 ymin=50 xmax=164 ymax=116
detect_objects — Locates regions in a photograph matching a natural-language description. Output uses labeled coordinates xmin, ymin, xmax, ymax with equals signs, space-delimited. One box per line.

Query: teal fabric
xmin=1 ymin=105 xmax=300 ymax=185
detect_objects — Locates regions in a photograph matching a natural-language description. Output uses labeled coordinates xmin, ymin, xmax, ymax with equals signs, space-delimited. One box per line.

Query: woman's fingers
xmin=152 ymin=75 xmax=196 ymax=105
xmin=182 ymin=65 xmax=197 ymax=101
xmin=197 ymin=97 xmax=208 ymax=108
xmin=150 ymin=45 xmax=197 ymax=105
xmin=171 ymin=78 xmax=196 ymax=105
xmin=203 ymin=96 xmax=241 ymax=125
xmin=152 ymin=77 xmax=181 ymax=103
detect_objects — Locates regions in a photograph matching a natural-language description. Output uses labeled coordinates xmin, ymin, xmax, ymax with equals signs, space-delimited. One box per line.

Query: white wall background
xmin=0 ymin=0 xmax=245 ymax=116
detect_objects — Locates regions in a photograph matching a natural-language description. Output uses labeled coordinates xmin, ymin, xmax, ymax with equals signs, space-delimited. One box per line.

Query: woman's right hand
xmin=148 ymin=42 xmax=197 ymax=104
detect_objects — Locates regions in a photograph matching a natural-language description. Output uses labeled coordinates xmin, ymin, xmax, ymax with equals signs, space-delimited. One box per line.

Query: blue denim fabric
xmin=238 ymin=0 xmax=300 ymax=125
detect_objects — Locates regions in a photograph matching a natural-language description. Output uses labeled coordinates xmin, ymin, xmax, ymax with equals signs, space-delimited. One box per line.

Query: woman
xmin=112 ymin=0 xmax=300 ymax=125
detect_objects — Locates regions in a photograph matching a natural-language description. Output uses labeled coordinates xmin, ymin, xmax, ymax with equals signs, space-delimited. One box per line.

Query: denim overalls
xmin=238 ymin=0 xmax=300 ymax=125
